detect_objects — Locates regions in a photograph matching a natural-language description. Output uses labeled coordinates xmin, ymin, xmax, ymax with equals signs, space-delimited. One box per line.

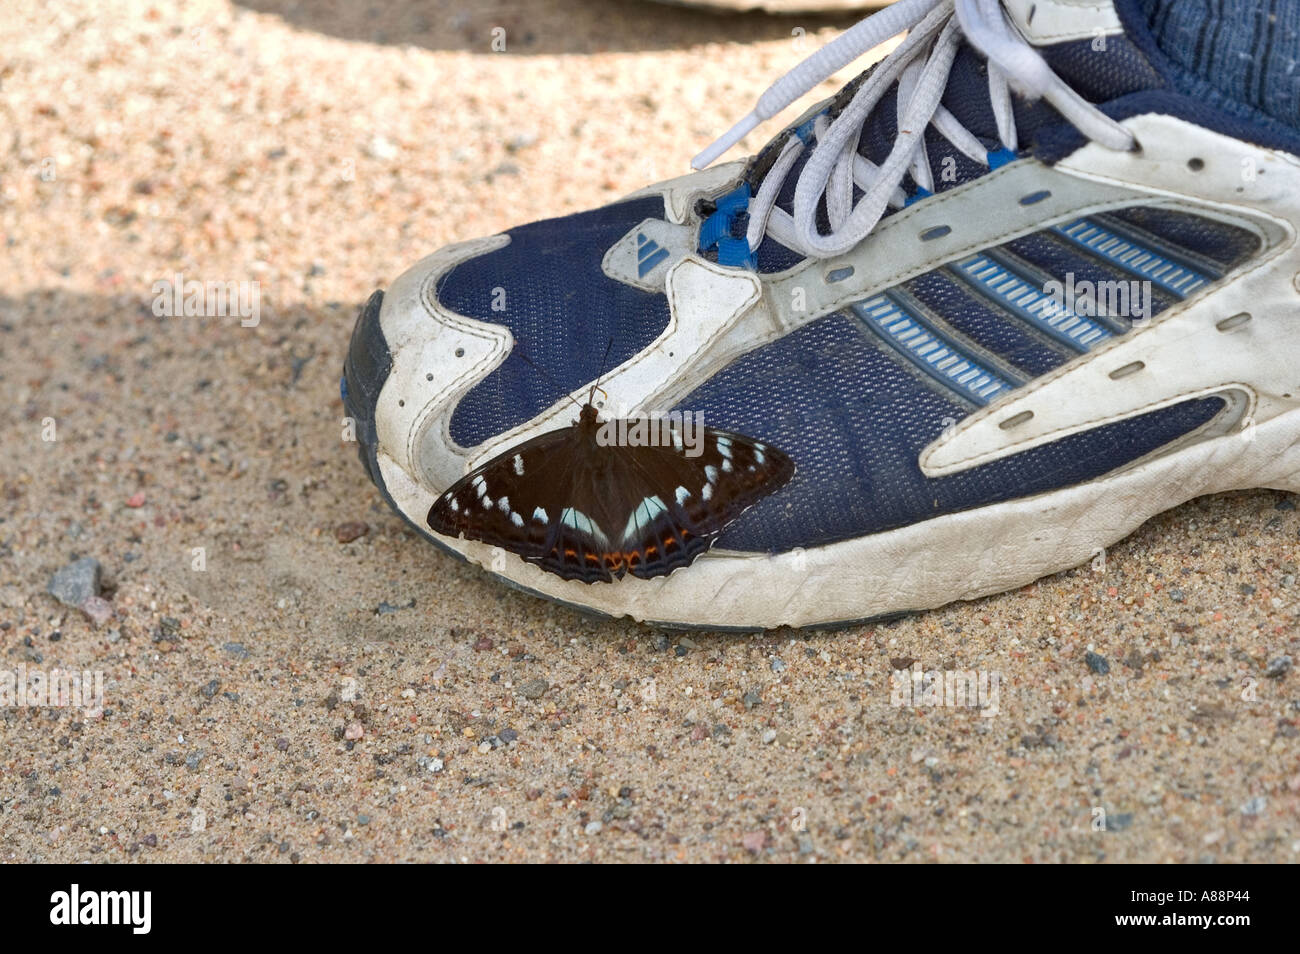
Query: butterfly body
xmin=427 ymin=403 xmax=794 ymax=584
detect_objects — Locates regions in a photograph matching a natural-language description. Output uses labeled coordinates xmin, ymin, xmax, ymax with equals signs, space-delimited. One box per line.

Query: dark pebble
xmin=334 ymin=521 xmax=369 ymax=544
xmin=1264 ymin=655 xmax=1292 ymax=679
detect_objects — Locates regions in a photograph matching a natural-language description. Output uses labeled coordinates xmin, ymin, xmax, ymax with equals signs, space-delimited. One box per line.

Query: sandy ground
xmin=1 ymin=0 xmax=1297 ymax=863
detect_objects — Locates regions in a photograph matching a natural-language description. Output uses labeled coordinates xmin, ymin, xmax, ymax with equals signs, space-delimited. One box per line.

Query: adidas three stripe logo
xmin=636 ymin=232 xmax=670 ymax=278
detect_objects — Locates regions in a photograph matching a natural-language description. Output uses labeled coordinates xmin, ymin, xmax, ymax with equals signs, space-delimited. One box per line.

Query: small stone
xmin=344 ymin=722 xmax=364 ymax=741
xmin=677 ymin=636 xmax=699 ymax=651
xmin=499 ymin=728 xmax=518 ymax=743
xmin=1264 ymin=655 xmax=1292 ymax=679
xmin=761 ymin=729 xmax=777 ymax=744
xmin=505 ymin=130 xmax=538 ymax=152
xmin=427 ymin=757 xmax=444 ymax=773
xmin=222 ymin=642 xmax=251 ymax=659
xmin=364 ymin=133 xmax=398 ymax=160
xmin=741 ymin=830 xmax=767 ymax=854
xmin=584 ymin=821 xmax=602 ymax=836
xmin=770 ymin=657 xmax=786 ymax=673
xmin=742 ymin=689 xmax=762 ymax=710
xmin=473 ymin=636 xmax=494 ymax=651
xmin=125 ymin=492 xmax=146 ymax=508
xmin=275 ymin=737 xmax=290 ymax=751
xmin=334 ymin=521 xmax=368 ymax=544
xmin=79 ymin=595 xmax=113 ymax=627
xmin=518 ymin=678 xmax=548 ymax=700
xmin=1085 ymin=651 xmax=1110 ymax=675
xmin=47 ymin=557 xmax=103 ymax=608
xmin=199 ymin=679 xmax=221 ymax=699
xmin=1241 ymin=796 xmax=1267 ymax=816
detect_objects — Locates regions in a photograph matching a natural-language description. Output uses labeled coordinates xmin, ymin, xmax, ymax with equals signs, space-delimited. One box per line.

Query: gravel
xmin=47 ymin=557 xmax=103 ymax=608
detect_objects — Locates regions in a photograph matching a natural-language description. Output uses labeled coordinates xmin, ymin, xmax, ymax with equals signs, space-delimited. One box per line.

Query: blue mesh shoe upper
xmin=438 ymin=195 xmax=670 ymax=449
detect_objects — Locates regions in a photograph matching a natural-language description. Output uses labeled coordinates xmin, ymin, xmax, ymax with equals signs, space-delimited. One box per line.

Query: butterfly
xmin=426 ymin=403 xmax=795 ymax=583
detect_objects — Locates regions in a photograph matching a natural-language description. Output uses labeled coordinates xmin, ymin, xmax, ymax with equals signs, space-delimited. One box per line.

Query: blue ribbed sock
xmin=1137 ymin=0 xmax=1300 ymax=132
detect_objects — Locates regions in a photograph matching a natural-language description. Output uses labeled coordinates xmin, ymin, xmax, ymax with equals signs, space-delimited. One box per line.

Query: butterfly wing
xmin=426 ymin=425 xmax=587 ymax=567
xmin=598 ymin=426 xmax=795 ymax=580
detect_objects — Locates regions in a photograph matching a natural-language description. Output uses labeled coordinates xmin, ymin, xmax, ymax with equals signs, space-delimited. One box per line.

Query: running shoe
xmin=343 ymin=0 xmax=1300 ymax=629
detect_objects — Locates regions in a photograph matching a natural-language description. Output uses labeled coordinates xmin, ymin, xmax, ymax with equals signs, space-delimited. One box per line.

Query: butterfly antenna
xmin=514 ymin=346 xmax=583 ymax=412
xmin=588 ymin=337 xmax=615 ymax=407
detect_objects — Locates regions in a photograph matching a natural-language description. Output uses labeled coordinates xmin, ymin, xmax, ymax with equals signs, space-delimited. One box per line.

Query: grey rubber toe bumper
xmin=341 ymin=290 xmax=391 ymax=487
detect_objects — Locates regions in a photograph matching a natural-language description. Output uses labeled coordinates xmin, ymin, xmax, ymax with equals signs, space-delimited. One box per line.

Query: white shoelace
xmin=692 ymin=0 xmax=1137 ymax=260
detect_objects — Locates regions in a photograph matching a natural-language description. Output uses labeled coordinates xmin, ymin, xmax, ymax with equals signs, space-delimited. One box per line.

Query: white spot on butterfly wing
xmin=510 ymin=512 xmax=525 ymax=528
xmin=705 ymin=465 xmax=719 ymax=484
xmin=620 ymin=495 xmax=667 ymax=545
xmin=674 ymin=485 xmax=690 ymax=506
xmin=472 ymin=474 xmax=487 ymax=497
xmin=753 ymin=445 xmax=766 ymax=465
xmin=560 ymin=507 xmax=609 ymax=546
xmin=716 ymin=436 xmax=733 ymax=458
xmin=702 ymin=483 xmax=713 ymax=501
xmin=497 ymin=496 xmax=511 ymax=513
xmin=512 ymin=454 xmax=525 ymax=476
xmin=722 ymin=458 xmax=734 ymax=473
xmin=449 ymin=497 xmax=460 ymax=512
xmin=533 ymin=507 xmax=549 ymax=524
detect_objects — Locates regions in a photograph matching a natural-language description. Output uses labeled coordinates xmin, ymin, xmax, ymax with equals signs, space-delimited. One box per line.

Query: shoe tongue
xmin=855 ymin=4 xmax=1161 ymax=168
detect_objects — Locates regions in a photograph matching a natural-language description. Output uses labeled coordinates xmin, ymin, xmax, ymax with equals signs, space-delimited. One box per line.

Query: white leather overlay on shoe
xmin=465 ymin=255 xmax=763 ymax=469
xmin=922 ymin=115 xmax=1300 ymax=477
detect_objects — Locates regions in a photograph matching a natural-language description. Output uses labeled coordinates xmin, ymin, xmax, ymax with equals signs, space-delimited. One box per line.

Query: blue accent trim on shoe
xmin=904 ymin=185 xmax=932 ymax=207
xmin=950 ymin=253 xmax=1115 ymax=351
xmin=715 ymin=183 xmax=751 ymax=214
xmin=698 ymin=182 xmax=755 ymax=268
xmin=636 ymin=232 xmax=671 ymax=277
xmin=986 ymin=147 xmax=1018 ymax=169
xmin=792 ymin=118 xmax=817 ymax=143
xmin=1053 ymin=218 xmax=1209 ymax=296
xmin=716 ymin=236 xmax=756 ymax=268
xmin=851 ymin=292 xmax=1017 ymax=405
